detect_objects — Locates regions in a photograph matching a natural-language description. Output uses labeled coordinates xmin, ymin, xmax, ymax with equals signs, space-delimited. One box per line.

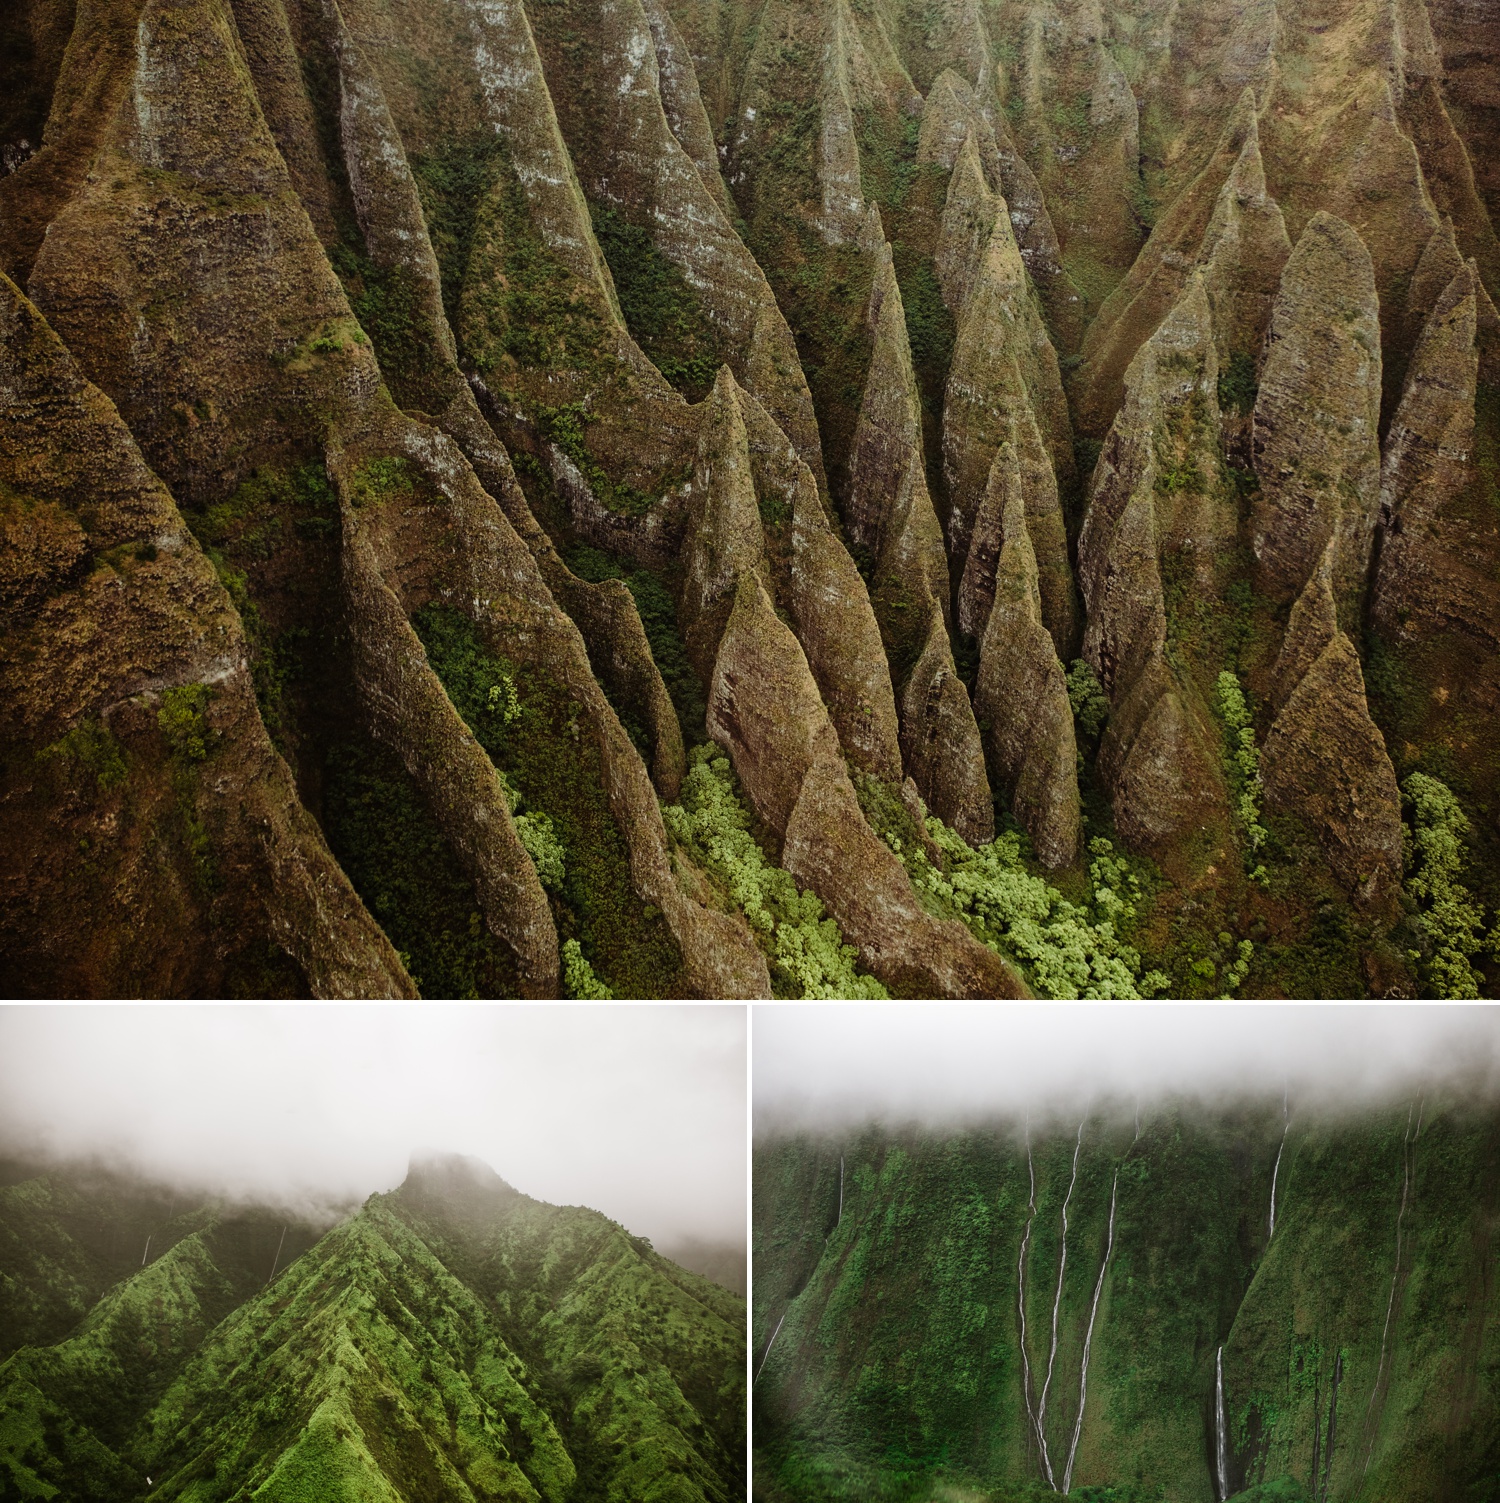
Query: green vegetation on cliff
xmin=321 ymin=734 xmax=516 ymax=999
xmin=664 ymin=746 xmax=887 ymax=999
xmin=0 ymin=1156 xmax=745 ymax=1502
xmin=590 ymin=203 xmax=726 ymax=401
xmin=413 ymin=604 xmax=684 ymax=998
xmin=755 ymin=1102 xmax=1500 ymax=1503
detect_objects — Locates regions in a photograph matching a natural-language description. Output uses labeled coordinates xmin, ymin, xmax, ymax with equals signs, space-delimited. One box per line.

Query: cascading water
xmin=140 ymin=1234 xmax=152 ymax=1267
xmin=754 ymin=1312 xmax=787 ymax=1385
xmin=1016 ymin=1123 xmax=1045 ymax=1465
xmin=1214 ymin=1346 xmax=1229 ymax=1502
xmin=1036 ymin=1119 xmax=1085 ymax=1489
xmin=1062 ymin=1170 xmax=1118 ymax=1493
xmin=1361 ymin=1096 xmax=1424 ymax=1474
xmin=267 ymin=1225 xmax=287 ymax=1285
xmin=1269 ymin=1090 xmax=1289 ymax=1240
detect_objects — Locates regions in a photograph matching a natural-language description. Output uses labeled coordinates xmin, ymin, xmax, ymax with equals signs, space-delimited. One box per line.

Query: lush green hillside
xmin=0 ymin=1155 xmax=745 ymax=1502
xmin=752 ymin=1099 xmax=1500 ymax=1502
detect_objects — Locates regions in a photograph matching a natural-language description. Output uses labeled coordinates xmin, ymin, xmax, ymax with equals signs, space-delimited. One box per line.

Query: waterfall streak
xmin=140 ymin=1235 xmax=152 ymax=1267
xmin=1062 ymin=1171 xmax=1118 ymax=1493
xmin=1017 ymin=1130 xmax=1045 ymax=1468
xmin=1269 ymin=1091 xmax=1289 ymax=1239
xmin=1362 ymin=1097 xmax=1423 ymax=1473
xmin=754 ymin=1313 xmax=787 ymax=1384
xmin=1214 ymin=1346 xmax=1229 ymax=1502
xmin=1036 ymin=1119 xmax=1084 ymax=1488
xmin=267 ymin=1226 xmax=287 ymax=1285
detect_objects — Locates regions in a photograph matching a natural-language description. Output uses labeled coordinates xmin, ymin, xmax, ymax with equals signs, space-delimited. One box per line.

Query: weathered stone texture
xmin=0 ymin=274 xmax=413 ymax=998
xmin=1262 ymin=546 xmax=1404 ymax=917
xmin=848 ymin=245 xmax=993 ymax=840
xmin=1251 ymin=212 xmax=1383 ymax=625
xmin=972 ymin=485 xmax=1082 ymax=868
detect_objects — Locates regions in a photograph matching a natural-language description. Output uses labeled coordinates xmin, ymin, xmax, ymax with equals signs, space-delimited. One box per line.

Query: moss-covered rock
xmin=1250 ymin=212 xmax=1383 ymax=627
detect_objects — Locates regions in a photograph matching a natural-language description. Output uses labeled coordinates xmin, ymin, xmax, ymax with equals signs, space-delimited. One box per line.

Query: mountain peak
xmin=400 ymin=1152 xmax=517 ymax=1208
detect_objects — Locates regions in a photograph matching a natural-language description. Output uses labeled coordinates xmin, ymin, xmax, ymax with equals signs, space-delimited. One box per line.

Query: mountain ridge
xmin=0 ymin=1151 xmax=747 ymax=1502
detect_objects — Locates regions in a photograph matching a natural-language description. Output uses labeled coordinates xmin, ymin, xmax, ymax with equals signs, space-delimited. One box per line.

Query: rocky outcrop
xmin=816 ymin=0 xmax=872 ymax=246
xmin=21 ymin=0 xmax=768 ymax=997
xmin=347 ymin=413 xmax=773 ymax=1000
xmin=0 ymin=274 xmax=413 ymax=998
xmin=1372 ymin=263 xmax=1499 ymax=690
xmin=537 ymin=0 xmax=825 ymax=485
xmin=445 ymin=391 xmax=687 ymax=800
xmin=972 ymin=483 xmax=1082 ymax=868
xmin=918 ymin=68 xmax=1084 ymax=350
xmin=686 ymin=368 xmax=904 ymax=784
xmin=323 ymin=1 xmax=450 ymax=387
xmin=1251 ymin=213 xmax=1383 ymax=625
xmin=679 ymin=372 xmax=771 ymax=682
xmin=640 ymin=0 xmax=735 ymax=216
xmin=1262 ymin=544 xmax=1404 ymax=916
xmin=957 ymin=401 xmax=1073 ymax=661
xmin=333 ymin=450 xmax=560 ymax=996
xmin=1 ymin=0 xmax=153 ymax=283
xmin=847 ymin=245 xmax=992 ymax=840
xmin=1075 ymin=91 xmax=1291 ymax=437
xmin=736 ymin=387 xmax=903 ymax=782
xmin=1006 ymin=0 xmax=1145 ymax=307
xmin=708 ymin=575 xmax=1027 ymax=997
xmin=1078 ymin=278 xmax=1235 ymax=859
xmin=678 ymin=371 xmax=1022 ymax=995
xmin=940 ymin=157 xmax=1077 ymax=655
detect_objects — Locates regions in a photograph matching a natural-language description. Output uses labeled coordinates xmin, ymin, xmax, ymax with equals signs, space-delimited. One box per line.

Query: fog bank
xmin=0 ymin=1005 xmax=745 ymax=1247
xmin=755 ymin=1004 xmax=1500 ymax=1133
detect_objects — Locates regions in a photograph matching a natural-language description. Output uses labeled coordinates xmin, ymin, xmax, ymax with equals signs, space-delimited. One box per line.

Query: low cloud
xmin=755 ymin=1003 xmax=1500 ymax=1133
xmin=0 ymin=1004 xmax=746 ymax=1247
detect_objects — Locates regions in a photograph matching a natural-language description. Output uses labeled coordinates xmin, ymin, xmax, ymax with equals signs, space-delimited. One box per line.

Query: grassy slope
xmin=753 ymin=1102 xmax=1500 ymax=1502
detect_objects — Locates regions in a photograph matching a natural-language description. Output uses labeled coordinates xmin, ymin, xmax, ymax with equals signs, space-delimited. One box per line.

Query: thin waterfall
xmin=1361 ymin=1096 xmax=1424 ymax=1474
xmin=1269 ymin=1090 xmax=1289 ymax=1240
xmin=140 ymin=1234 xmax=152 ymax=1267
xmin=1062 ymin=1170 xmax=1118 ymax=1493
xmin=1214 ymin=1346 xmax=1229 ymax=1501
xmin=754 ymin=1312 xmax=787 ymax=1384
xmin=267 ymin=1226 xmax=287 ymax=1285
xmin=1036 ymin=1118 xmax=1084 ymax=1488
xmin=1017 ymin=1123 xmax=1045 ymax=1466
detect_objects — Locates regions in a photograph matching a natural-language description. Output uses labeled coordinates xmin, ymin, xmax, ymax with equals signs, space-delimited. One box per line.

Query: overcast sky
xmin=755 ymin=1003 xmax=1500 ymax=1133
xmin=0 ymin=1005 xmax=745 ymax=1247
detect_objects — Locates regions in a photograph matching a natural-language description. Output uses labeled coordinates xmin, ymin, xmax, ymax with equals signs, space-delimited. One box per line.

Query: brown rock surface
xmin=1075 ymin=91 xmax=1291 ymax=438
xmin=1262 ymin=544 xmax=1404 ymax=917
xmin=1078 ymin=277 xmax=1235 ymax=859
xmin=737 ymin=386 xmax=903 ymax=781
xmin=1372 ymin=263 xmax=1499 ymax=700
xmin=847 ymin=244 xmax=992 ymax=838
xmin=1251 ymin=212 xmax=1383 ymax=625
xmin=708 ymin=575 xmax=1025 ymax=997
xmin=972 ymin=484 xmax=1082 ymax=868
xmin=918 ymin=67 xmax=1084 ymax=350
xmin=0 ymin=274 xmax=412 ymax=998
xmin=941 ymin=167 xmax=1076 ymax=646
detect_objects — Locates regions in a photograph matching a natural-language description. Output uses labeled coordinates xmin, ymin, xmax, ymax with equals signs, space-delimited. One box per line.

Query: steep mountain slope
xmin=2 ymin=0 xmax=1497 ymax=996
xmin=0 ymin=1153 xmax=746 ymax=1502
xmin=753 ymin=1099 xmax=1500 ymax=1502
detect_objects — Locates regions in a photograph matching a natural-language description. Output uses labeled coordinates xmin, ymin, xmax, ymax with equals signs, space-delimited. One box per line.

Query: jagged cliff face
xmin=1 ymin=0 xmax=1496 ymax=997
xmin=753 ymin=1102 xmax=1500 ymax=1501
xmin=0 ymin=1154 xmax=746 ymax=1501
